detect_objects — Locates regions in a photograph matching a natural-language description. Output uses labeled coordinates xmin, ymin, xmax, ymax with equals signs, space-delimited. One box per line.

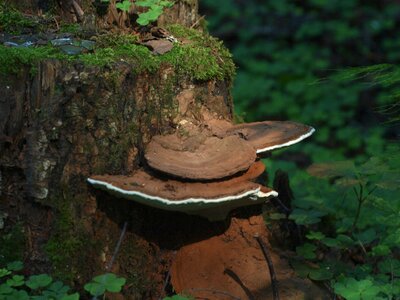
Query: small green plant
xmin=102 ymin=0 xmax=174 ymax=26
xmin=0 ymin=261 xmax=130 ymax=299
xmin=0 ymin=263 xmax=79 ymax=300
xmin=84 ymin=273 xmax=126 ymax=297
xmin=134 ymin=0 xmax=174 ymax=26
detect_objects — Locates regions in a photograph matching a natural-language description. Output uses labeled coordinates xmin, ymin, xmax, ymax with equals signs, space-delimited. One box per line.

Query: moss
xmin=59 ymin=23 xmax=81 ymax=34
xmin=0 ymin=46 xmax=68 ymax=75
xmin=45 ymin=197 xmax=93 ymax=282
xmin=0 ymin=24 xmax=235 ymax=81
xmin=0 ymin=223 xmax=26 ymax=266
xmin=0 ymin=4 xmax=37 ymax=34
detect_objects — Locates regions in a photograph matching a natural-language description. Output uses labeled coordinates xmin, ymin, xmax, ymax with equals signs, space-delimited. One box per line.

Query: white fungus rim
xmin=256 ymin=127 xmax=316 ymax=153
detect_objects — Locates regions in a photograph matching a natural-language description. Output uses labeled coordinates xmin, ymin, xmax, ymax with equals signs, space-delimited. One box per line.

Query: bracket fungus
xmin=224 ymin=120 xmax=315 ymax=154
xmin=88 ymin=161 xmax=277 ymax=221
xmin=144 ymin=133 xmax=256 ymax=180
xmin=88 ymin=110 xmax=314 ymax=221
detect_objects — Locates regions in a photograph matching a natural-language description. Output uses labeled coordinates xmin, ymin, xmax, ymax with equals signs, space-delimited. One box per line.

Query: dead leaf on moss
xmin=142 ymin=39 xmax=173 ymax=55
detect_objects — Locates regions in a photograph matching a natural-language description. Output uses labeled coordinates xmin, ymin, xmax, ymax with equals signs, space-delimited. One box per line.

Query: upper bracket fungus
xmin=144 ymin=133 xmax=256 ymax=180
xmin=224 ymin=120 xmax=315 ymax=154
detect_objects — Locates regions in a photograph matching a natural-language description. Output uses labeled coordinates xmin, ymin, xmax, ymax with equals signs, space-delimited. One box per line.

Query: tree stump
xmin=0 ymin=1 xmax=327 ymax=299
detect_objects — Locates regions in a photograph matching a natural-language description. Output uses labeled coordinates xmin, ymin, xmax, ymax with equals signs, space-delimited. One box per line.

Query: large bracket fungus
xmin=88 ymin=161 xmax=276 ymax=221
xmin=88 ymin=115 xmax=314 ymax=221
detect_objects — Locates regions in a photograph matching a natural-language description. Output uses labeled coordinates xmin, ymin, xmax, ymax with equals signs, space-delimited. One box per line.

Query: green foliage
xmin=269 ymin=146 xmax=400 ymax=299
xmin=103 ymin=0 xmax=174 ymax=26
xmin=334 ymin=278 xmax=381 ymax=300
xmin=26 ymin=274 xmax=53 ymax=290
xmin=202 ymin=0 xmax=400 ymax=163
xmin=0 ymin=46 xmax=68 ymax=75
xmin=330 ymin=64 xmax=400 ymax=123
xmin=0 ymin=4 xmax=36 ymax=34
xmin=0 ymin=261 xmax=79 ymax=299
xmin=0 ymin=224 xmax=26 ymax=266
xmin=0 ymin=261 xmax=129 ymax=299
xmin=135 ymin=0 xmax=174 ymax=26
xmin=84 ymin=273 xmax=126 ymax=297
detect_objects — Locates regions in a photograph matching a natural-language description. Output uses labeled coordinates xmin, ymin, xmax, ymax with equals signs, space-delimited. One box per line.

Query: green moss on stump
xmin=0 ymin=223 xmax=26 ymax=266
xmin=0 ymin=25 xmax=235 ymax=81
xmin=45 ymin=198 xmax=94 ymax=282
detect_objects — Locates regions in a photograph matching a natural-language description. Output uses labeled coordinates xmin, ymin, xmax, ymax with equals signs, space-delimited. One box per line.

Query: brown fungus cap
xmin=144 ymin=133 xmax=257 ymax=180
xmin=225 ymin=121 xmax=315 ymax=154
xmin=87 ymin=161 xmax=277 ymax=221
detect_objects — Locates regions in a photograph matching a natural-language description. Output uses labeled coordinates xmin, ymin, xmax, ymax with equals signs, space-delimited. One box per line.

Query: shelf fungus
xmin=87 ymin=161 xmax=277 ymax=221
xmin=144 ymin=132 xmax=256 ymax=180
xmin=224 ymin=120 xmax=315 ymax=154
xmin=88 ymin=116 xmax=314 ymax=221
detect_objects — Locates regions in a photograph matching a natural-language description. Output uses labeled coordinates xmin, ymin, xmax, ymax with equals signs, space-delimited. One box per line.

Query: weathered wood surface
xmin=0 ymin=58 xmax=233 ymax=298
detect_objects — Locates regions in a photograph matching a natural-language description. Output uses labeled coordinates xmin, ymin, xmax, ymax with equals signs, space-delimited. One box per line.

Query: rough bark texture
xmin=0 ymin=57 xmax=233 ymax=298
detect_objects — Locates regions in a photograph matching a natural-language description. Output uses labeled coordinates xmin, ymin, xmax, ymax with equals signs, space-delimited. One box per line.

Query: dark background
xmin=200 ymin=0 xmax=400 ymax=180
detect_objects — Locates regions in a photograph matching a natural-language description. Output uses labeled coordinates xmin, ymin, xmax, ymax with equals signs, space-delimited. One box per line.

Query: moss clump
xmin=0 ymin=46 xmax=68 ymax=75
xmin=0 ymin=4 xmax=37 ymax=34
xmin=0 ymin=24 xmax=235 ymax=81
xmin=0 ymin=223 xmax=26 ymax=266
xmin=45 ymin=201 xmax=91 ymax=282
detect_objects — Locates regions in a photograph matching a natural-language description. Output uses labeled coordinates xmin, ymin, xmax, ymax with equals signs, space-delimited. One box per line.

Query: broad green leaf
xmin=0 ymin=269 xmax=11 ymax=278
xmin=61 ymin=293 xmax=80 ymax=300
xmin=26 ymin=274 xmax=52 ymax=290
xmin=135 ymin=0 xmax=155 ymax=6
xmin=296 ymin=243 xmax=317 ymax=260
xmin=115 ymin=0 xmax=132 ymax=11
xmin=6 ymin=290 xmax=29 ymax=300
xmin=0 ymin=283 xmax=14 ymax=295
xmin=354 ymin=228 xmax=377 ymax=244
xmin=378 ymin=259 xmax=400 ymax=277
xmin=321 ymin=237 xmax=340 ymax=248
xmin=309 ymin=267 xmax=333 ymax=281
xmin=48 ymin=280 xmax=70 ymax=294
xmin=370 ymin=245 xmax=391 ymax=256
xmin=289 ymin=208 xmax=326 ymax=225
xmin=84 ymin=282 xmax=105 ymax=297
xmin=159 ymin=0 xmax=174 ymax=7
xmin=290 ymin=260 xmax=314 ymax=278
xmin=334 ymin=278 xmax=381 ymax=300
xmin=6 ymin=275 xmax=24 ymax=287
xmin=306 ymin=231 xmax=325 ymax=240
xmin=137 ymin=9 xmax=163 ymax=25
xmin=92 ymin=273 xmax=126 ymax=293
xmin=6 ymin=261 xmax=23 ymax=272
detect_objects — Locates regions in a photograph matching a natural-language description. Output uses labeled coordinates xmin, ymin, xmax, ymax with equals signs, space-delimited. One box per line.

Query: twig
xmin=190 ymin=15 xmax=205 ymax=29
xmin=106 ymin=221 xmax=128 ymax=271
xmin=255 ymin=236 xmax=280 ymax=300
xmin=273 ymin=197 xmax=291 ymax=214
xmin=53 ymin=16 xmax=59 ymax=31
xmin=159 ymin=251 xmax=177 ymax=300
xmin=92 ymin=222 xmax=128 ymax=300
xmin=71 ymin=0 xmax=84 ymax=21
